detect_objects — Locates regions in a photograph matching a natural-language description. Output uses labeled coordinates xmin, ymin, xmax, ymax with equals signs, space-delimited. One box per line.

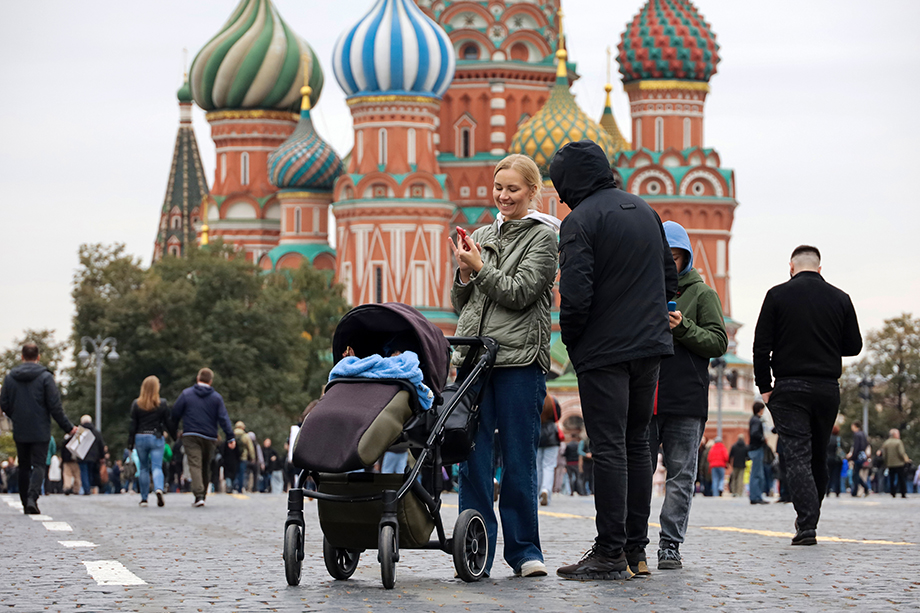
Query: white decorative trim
xmin=679 ymin=169 xmax=724 ymax=197
xmin=631 ymin=169 xmax=675 ymax=196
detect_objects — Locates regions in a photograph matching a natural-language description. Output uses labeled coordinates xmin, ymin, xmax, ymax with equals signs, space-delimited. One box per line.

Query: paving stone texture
xmin=1 ymin=490 xmax=918 ymax=612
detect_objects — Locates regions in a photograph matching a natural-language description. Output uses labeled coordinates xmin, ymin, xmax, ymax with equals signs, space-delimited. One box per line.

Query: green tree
xmin=66 ymin=242 xmax=346 ymax=451
xmin=838 ymin=313 xmax=920 ymax=459
xmin=0 ymin=328 xmax=68 ymax=380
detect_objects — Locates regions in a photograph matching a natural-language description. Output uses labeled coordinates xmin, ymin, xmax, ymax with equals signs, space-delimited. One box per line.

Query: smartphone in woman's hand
xmin=456 ymin=226 xmax=471 ymax=251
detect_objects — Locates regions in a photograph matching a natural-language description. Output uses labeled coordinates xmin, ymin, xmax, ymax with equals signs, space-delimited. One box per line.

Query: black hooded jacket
xmin=551 ymin=141 xmax=678 ymax=372
xmin=0 ymin=363 xmax=74 ymax=443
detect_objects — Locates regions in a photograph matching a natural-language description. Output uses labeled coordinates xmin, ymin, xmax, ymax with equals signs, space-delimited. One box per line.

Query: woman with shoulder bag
xmin=128 ymin=376 xmax=174 ymax=507
xmin=448 ymin=153 xmax=559 ymax=578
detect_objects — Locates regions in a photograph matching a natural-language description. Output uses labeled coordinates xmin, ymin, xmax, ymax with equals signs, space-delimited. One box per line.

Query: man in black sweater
xmin=0 ymin=343 xmax=78 ymax=514
xmin=753 ymin=245 xmax=862 ymax=546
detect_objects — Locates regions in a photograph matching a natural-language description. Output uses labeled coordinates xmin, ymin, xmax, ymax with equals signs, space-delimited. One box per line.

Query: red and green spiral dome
xmin=617 ymin=0 xmax=720 ymax=83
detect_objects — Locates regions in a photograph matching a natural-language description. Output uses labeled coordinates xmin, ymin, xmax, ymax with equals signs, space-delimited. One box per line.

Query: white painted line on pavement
xmin=42 ymin=522 xmax=73 ymax=532
xmin=29 ymin=515 xmax=54 ymax=521
xmin=59 ymin=541 xmax=98 ymax=548
xmin=82 ymin=561 xmax=146 ymax=585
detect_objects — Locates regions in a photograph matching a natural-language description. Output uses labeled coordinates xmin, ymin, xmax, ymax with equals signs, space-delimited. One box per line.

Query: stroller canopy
xmin=332 ymin=303 xmax=451 ymax=398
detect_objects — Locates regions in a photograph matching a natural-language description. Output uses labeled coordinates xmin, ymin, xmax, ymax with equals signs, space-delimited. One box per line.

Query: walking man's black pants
xmin=767 ymin=378 xmax=840 ymax=532
xmin=888 ymin=466 xmax=907 ymax=497
xmin=15 ymin=441 xmax=49 ymax=507
xmin=577 ymin=356 xmax=659 ymax=555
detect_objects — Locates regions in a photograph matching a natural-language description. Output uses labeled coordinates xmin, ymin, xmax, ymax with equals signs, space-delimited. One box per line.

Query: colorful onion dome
xmin=177 ymin=77 xmax=193 ymax=103
xmin=332 ymin=0 xmax=455 ymax=99
xmin=599 ymin=84 xmax=630 ymax=154
xmin=268 ymin=84 xmax=344 ymax=191
xmin=189 ymin=0 xmax=324 ymax=111
xmin=509 ymin=50 xmax=618 ymax=175
xmin=617 ymin=0 xmax=720 ymax=83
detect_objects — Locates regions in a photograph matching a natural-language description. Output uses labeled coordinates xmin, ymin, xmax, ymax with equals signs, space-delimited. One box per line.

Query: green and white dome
xmin=189 ymin=0 xmax=324 ymax=112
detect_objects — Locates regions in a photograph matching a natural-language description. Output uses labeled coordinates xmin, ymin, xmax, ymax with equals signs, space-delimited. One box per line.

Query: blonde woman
xmin=128 ymin=376 xmax=174 ymax=507
xmin=448 ymin=153 xmax=559 ymax=578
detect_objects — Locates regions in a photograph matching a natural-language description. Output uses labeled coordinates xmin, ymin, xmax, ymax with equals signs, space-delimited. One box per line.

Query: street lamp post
xmin=78 ymin=336 xmax=119 ymax=431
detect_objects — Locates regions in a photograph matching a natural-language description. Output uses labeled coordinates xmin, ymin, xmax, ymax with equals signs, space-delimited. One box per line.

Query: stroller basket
xmin=317 ymin=473 xmax=434 ymax=550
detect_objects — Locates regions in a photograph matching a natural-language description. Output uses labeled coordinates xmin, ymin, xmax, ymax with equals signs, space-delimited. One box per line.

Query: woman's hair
xmin=137 ymin=376 xmax=161 ymax=411
xmin=493 ymin=154 xmax=543 ymax=210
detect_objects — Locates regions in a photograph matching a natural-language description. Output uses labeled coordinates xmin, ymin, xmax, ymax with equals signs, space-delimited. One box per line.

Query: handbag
xmin=438 ymin=347 xmax=491 ymax=465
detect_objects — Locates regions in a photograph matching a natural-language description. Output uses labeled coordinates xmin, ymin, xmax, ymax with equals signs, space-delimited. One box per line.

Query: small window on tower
xmin=374 ymin=266 xmax=384 ymax=304
xmin=460 ymin=128 xmax=471 ymax=158
xmin=241 ymin=152 xmax=250 ymax=185
xmin=461 ymin=44 xmax=479 ymax=60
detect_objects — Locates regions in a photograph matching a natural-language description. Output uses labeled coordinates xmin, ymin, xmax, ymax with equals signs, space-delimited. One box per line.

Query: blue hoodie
xmin=172 ymin=383 xmax=235 ymax=442
xmin=663 ymin=221 xmax=694 ymax=276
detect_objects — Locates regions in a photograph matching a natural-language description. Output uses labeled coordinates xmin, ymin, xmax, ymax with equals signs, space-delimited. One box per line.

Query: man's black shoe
xmin=625 ymin=546 xmax=651 ymax=577
xmin=657 ymin=541 xmax=682 ymax=569
xmin=750 ymin=499 xmax=769 ymax=505
xmin=557 ymin=546 xmax=632 ymax=581
xmin=791 ymin=529 xmax=817 ymax=546
xmin=24 ymin=499 xmax=40 ymax=515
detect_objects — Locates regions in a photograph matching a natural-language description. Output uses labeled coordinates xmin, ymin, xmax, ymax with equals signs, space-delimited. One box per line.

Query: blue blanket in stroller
xmin=329 ymin=351 xmax=435 ymax=411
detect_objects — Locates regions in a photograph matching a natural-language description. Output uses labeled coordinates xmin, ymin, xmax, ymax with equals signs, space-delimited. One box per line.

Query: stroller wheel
xmin=378 ymin=525 xmax=397 ymax=589
xmin=323 ymin=536 xmax=360 ymax=580
xmin=283 ymin=524 xmax=304 ymax=586
xmin=452 ymin=509 xmax=488 ymax=582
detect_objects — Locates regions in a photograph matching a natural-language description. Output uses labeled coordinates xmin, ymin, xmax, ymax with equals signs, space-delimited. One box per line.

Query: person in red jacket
xmin=707 ymin=438 xmax=729 ymax=496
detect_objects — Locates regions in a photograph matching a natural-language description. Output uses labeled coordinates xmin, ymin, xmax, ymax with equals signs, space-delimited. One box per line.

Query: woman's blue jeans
xmin=135 ymin=434 xmax=165 ymax=501
xmin=711 ymin=467 xmax=726 ymax=496
xmin=459 ymin=364 xmax=545 ymax=574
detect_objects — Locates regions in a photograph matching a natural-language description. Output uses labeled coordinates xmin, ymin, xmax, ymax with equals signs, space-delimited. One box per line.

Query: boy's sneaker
xmin=791 ymin=529 xmax=817 ymax=546
xmin=193 ymin=497 xmax=205 ymax=507
xmin=557 ymin=546 xmax=632 ymax=581
xmin=657 ymin=542 xmax=682 ymax=570
xmin=155 ymin=490 xmax=165 ymax=507
xmin=139 ymin=500 xmax=148 ymax=508
xmin=625 ymin=546 xmax=651 ymax=577
xmin=517 ymin=560 xmax=548 ymax=577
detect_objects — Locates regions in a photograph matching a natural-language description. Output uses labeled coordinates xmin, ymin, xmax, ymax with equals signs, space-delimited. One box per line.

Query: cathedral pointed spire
xmin=600 ymin=47 xmax=630 ymax=154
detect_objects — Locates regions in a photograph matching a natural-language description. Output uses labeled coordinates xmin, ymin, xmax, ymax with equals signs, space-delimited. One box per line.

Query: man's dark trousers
xmin=15 ymin=441 xmax=49 ymax=507
xmin=767 ymin=378 xmax=840 ymax=531
xmin=888 ymin=466 xmax=907 ymax=497
xmin=578 ymin=356 xmax=659 ymax=555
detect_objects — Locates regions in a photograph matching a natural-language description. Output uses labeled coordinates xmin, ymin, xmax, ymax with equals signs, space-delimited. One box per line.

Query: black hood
xmin=549 ymin=140 xmax=617 ymax=209
xmin=10 ymin=362 xmax=49 ymax=382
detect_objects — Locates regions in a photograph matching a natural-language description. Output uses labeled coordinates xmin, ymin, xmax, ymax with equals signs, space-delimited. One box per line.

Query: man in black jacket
xmin=753 ymin=245 xmax=862 ymax=545
xmin=552 ymin=141 xmax=678 ymax=580
xmin=0 ymin=343 xmax=77 ymax=514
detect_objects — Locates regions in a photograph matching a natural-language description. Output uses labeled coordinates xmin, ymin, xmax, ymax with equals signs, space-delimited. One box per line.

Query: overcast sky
xmin=1 ymin=0 xmax=918 ymax=362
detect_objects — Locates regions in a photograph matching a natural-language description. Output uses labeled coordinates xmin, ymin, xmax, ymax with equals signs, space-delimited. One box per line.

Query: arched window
xmin=240 ymin=152 xmax=250 ymax=185
xmin=461 ymin=43 xmax=479 ymax=60
xmin=407 ymin=128 xmax=416 ymax=166
xmin=635 ymin=120 xmax=642 ymax=149
xmin=169 ymin=245 xmax=180 ymax=256
xmin=378 ymin=129 xmax=388 ymax=167
xmin=654 ymin=118 xmax=664 ymax=152
xmin=460 ymin=128 xmax=471 ymax=158
xmin=221 ymin=153 xmax=227 ymax=182
xmin=294 ymin=208 xmax=302 ymax=233
xmin=357 ymin=130 xmax=364 ymax=164
xmin=171 ymin=217 xmax=181 ymax=229
xmin=683 ymin=118 xmax=691 ymax=149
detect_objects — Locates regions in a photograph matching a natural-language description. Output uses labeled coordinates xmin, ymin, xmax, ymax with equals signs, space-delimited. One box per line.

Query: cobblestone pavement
xmin=2 ymin=489 xmax=918 ymax=612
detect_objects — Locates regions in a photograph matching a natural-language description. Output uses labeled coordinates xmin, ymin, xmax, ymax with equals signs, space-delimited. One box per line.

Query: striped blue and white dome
xmin=332 ymin=0 xmax=456 ymax=99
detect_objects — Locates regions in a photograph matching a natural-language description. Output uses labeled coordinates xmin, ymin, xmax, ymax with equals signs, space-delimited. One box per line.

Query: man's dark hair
xmin=22 ymin=343 xmax=39 ymax=361
xmin=197 ymin=368 xmax=214 ymax=384
xmin=752 ymin=401 xmax=765 ymax=415
xmin=852 ymin=420 xmax=862 ymax=429
xmin=790 ymin=244 xmax=821 ymax=262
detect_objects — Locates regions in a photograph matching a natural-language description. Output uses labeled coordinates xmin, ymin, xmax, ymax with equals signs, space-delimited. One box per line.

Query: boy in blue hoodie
xmin=650 ymin=222 xmax=727 ymax=571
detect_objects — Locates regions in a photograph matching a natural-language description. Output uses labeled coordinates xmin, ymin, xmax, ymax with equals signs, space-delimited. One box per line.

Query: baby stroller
xmin=284 ymin=302 xmax=498 ymax=589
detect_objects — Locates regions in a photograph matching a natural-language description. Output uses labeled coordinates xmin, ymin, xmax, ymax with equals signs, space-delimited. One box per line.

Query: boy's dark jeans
xmin=578 ymin=356 xmax=659 ymax=555
xmin=768 ymin=378 xmax=839 ymax=532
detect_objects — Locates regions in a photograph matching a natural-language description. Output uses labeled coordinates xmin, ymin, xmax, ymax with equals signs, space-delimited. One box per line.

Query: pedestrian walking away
xmin=728 ymin=434 xmax=747 ymax=497
xmin=748 ymin=402 xmax=768 ymax=504
xmin=552 ymin=140 xmax=678 ymax=580
xmin=847 ymin=421 xmax=870 ymax=496
xmin=171 ymin=368 xmax=236 ymax=506
xmin=707 ymin=438 xmax=729 ymax=497
xmin=128 ymin=376 xmax=176 ymax=507
xmin=0 ymin=342 xmax=78 ymax=514
xmin=753 ymin=245 xmax=862 ymax=545
xmin=650 ymin=220 xmax=727 ymax=571
xmin=880 ymin=428 xmax=911 ymax=498
xmin=826 ymin=425 xmax=844 ymax=497
xmin=449 ymin=152 xmax=559 ymax=578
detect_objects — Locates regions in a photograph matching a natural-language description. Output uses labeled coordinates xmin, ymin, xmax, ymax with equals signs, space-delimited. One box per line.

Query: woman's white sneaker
xmin=519 ymin=560 xmax=547 ymax=577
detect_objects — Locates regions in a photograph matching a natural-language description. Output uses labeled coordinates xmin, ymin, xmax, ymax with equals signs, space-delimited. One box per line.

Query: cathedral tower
xmin=188 ymin=0 xmax=324 ymax=263
xmin=331 ymin=0 xmax=458 ymax=323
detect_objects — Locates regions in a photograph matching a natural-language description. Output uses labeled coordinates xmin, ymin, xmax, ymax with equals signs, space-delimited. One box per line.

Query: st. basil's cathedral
xmin=153 ymin=0 xmax=755 ymax=439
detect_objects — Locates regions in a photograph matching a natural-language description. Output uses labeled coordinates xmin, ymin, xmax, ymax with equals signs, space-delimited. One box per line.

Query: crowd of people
xmin=0 ymin=143 xmax=896 ymax=584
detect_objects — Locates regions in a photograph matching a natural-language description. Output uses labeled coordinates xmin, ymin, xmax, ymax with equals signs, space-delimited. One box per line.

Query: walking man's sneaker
xmin=791 ymin=529 xmax=817 ymax=546
xmin=625 ymin=547 xmax=651 ymax=577
xmin=193 ymin=497 xmax=205 ymax=507
xmin=557 ymin=546 xmax=632 ymax=581
xmin=517 ymin=560 xmax=548 ymax=577
xmin=657 ymin=541 xmax=682 ymax=570
xmin=23 ymin=499 xmax=40 ymax=515
xmin=156 ymin=490 xmax=165 ymax=507
xmin=139 ymin=500 xmax=148 ymax=507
